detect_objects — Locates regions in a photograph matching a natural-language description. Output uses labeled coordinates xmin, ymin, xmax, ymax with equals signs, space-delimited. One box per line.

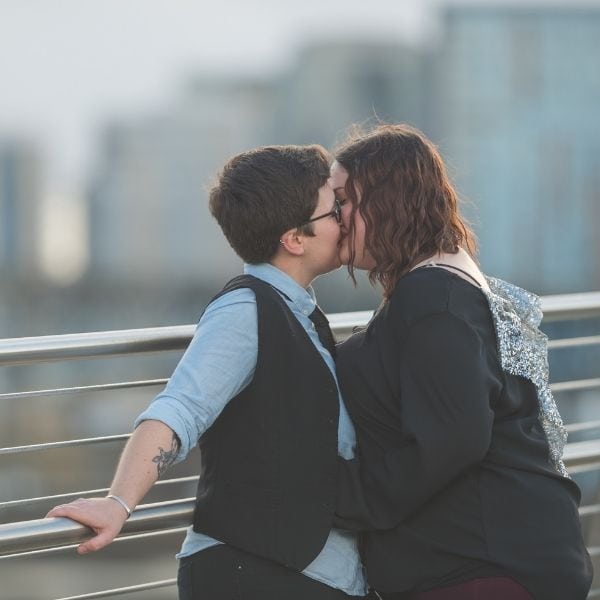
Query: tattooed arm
xmin=152 ymin=431 xmax=181 ymax=479
xmin=46 ymin=420 xmax=180 ymax=554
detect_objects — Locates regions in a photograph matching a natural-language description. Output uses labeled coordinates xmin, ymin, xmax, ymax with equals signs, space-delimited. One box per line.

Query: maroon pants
xmin=381 ymin=577 xmax=533 ymax=600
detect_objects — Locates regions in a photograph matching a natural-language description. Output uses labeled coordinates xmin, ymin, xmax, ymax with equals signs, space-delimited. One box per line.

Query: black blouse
xmin=335 ymin=268 xmax=592 ymax=599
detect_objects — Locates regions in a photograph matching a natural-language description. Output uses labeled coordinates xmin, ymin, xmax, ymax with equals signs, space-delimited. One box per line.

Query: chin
xmin=329 ymin=256 xmax=343 ymax=271
xmin=337 ymin=246 xmax=351 ymax=266
xmin=316 ymin=260 xmax=342 ymax=278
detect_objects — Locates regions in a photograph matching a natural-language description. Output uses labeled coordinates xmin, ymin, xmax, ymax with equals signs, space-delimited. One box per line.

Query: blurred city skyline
xmin=0 ymin=0 xmax=429 ymax=288
xmin=1 ymin=0 xmax=429 ymax=189
xmin=2 ymin=6 xmax=600 ymax=596
xmin=3 ymin=0 xmax=597 ymax=189
xmin=1 ymin=0 xmax=599 ymax=315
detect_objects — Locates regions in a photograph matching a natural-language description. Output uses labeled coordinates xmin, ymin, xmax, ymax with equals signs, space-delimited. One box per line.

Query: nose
xmin=340 ymin=201 xmax=352 ymax=226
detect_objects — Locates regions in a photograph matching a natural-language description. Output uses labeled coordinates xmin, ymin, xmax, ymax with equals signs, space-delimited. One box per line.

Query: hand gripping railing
xmin=1 ymin=290 xmax=600 ymax=599
xmin=0 ymin=499 xmax=194 ymax=558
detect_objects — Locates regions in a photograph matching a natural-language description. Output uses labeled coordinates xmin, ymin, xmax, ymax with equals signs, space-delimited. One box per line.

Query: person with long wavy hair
xmin=329 ymin=124 xmax=592 ymax=600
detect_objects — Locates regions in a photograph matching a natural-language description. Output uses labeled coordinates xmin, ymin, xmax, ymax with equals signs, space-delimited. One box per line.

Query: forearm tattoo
xmin=152 ymin=433 xmax=180 ymax=479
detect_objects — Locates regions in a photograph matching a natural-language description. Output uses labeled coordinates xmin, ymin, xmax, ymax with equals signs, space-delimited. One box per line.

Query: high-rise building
xmin=434 ymin=6 xmax=600 ymax=293
xmin=273 ymin=41 xmax=429 ymax=147
xmin=88 ymin=78 xmax=276 ymax=286
xmin=0 ymin=140 xmax=42 ymax=277
xmin=86 ymin=42 xmax=425 ymax=290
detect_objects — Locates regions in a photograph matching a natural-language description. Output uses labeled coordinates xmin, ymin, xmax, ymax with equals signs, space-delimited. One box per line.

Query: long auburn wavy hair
xmin=334 ymin=123 xmax=477 ymax=299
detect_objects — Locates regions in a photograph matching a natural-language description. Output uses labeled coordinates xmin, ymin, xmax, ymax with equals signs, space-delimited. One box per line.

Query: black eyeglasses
xmin=302 ymin=198 xmax=343 ymax=226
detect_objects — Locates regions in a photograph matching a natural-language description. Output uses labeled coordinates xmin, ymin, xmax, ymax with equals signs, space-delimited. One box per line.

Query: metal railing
xmin=1 ymin=290 xmax=600 ymax=599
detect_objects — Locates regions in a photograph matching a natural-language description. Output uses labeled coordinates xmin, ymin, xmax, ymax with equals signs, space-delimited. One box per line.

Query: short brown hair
xmin=335 ymin=124 xmax=476 ymax=298
xmin=209 ymin=145 xmax=331 ymax=264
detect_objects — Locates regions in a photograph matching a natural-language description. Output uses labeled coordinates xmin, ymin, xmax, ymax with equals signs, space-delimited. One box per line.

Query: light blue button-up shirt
xmin=135 ymin=263 xmax=367 ymax=596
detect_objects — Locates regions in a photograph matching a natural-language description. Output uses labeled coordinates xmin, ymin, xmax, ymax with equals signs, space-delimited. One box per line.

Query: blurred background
xmin=1 ymin=0 xmax=600 ymax=598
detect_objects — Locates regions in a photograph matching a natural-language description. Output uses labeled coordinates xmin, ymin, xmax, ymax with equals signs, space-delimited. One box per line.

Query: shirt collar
xmin=244 ymin=263 xmax=316 ymax=316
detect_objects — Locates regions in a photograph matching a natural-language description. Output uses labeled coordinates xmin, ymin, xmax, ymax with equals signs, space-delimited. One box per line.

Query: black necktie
xmin=309 ymin=306 xmax=337 ymax=359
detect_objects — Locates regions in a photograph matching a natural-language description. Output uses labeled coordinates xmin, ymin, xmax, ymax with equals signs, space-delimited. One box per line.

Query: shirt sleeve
xmin=134 ymin=288 xmax=258 ymax=463
xmin=335 ymin=312 xmax=497 ymax=531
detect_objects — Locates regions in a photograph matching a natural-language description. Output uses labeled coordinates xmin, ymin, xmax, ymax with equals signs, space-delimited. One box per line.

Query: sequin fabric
xmin=483 ymin=277 xmax=569 ymax=478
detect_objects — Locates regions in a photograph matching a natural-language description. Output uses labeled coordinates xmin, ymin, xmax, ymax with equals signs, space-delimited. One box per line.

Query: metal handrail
xmin=540 ymin=290 xmax=600 ymax=321
xmin=551 ymin=378 xmax=600 ymax=393
xmin=0 ymin=325 xmax=195 ymax=367
xmin=1 ymin=294 xmax=600 ymax=598
xmin=565 ymin=420 xmax=600 ymax=434
xmin=562 ymin=441 xmax=600 ymax=472
xmin=5 ymin=527 xmax=189 ymax=561
xmin=0 ymin=378 xmax=167 ymax=401
xmin=2 ymin=442 xmax=600 ymax=558
xmin=0 ymin=316 xmax=374 ymax=367
xmin=1 ymin=290 xmax=599 ymax=367
xmin=0 ymin=498 xmax=195 ymax=557
xmin=0 ymin=370 xmax=597 ymax=406
xmin=0 ymin=433 xmax=130 ymax=456
xmin=0 ymin=476 xmax=198 ymax=511
xmin=549 ymin=335 xmax=600 ymax=350
xmin=55 ymin=578 xmax=177 ymax=600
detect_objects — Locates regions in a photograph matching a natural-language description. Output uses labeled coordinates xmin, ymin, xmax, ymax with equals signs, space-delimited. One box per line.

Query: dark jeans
xmin=177 ymin=544 xmax=372 ymax=600
xmin=379 ymin=577 xmax=533 ymax=600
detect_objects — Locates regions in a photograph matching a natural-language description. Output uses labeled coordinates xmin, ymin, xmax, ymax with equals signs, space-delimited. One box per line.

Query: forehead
xmin=317 ymin=180 xmax=335 ymax=202
xmin=329 ymin=161 xmax=348 ymax=189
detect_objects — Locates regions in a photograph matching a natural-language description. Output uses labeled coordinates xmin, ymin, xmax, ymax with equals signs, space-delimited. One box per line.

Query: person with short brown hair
xmin=48 ymin=144 xmax=371 ymax=600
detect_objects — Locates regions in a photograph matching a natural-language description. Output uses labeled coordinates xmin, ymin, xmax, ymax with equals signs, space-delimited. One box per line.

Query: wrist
xmin=106 ymin=494 xmax=132 ymax=519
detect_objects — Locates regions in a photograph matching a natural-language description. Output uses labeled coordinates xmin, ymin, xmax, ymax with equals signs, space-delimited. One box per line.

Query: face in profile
xmin=302 ymin=180 xmax=344 ymax=276
xmin=329 ymin=161 xmax=376 ymax=270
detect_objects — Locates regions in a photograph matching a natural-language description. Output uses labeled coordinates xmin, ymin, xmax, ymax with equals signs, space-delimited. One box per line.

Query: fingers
xmin=45 ymin=504 xmax=76 ymax=519
xmin=77 ymin=530 xmax=117 ymax=554
xmin=46 ymin=502 xmax=95 ymax=524
xmin=45 ymin=497 xmax=126 ymax=554
xmin=46 ymin=497 xmax=88 ymax=519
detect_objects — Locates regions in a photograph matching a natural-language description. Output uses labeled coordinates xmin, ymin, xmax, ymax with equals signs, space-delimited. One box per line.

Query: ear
xmin=279 ymin=228 xmax=305 ymax=257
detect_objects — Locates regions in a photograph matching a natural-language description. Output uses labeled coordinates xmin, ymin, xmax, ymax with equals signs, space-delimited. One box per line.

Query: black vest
xmin=192 ymin=275 xmax=340 ymax=570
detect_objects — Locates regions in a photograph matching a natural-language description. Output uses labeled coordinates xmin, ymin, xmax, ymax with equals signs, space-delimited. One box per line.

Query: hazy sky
xmin=1 ymin=0 xmax=596 ymax=191
xmin=2 ymin=0 xmax=597 ymax=284
xmin=0 ymin=0 xmax=432 ymax=190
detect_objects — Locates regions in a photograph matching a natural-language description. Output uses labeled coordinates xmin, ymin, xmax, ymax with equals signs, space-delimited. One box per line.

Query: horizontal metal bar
xmin=566 ymin=420 xmax=600 ymax=434
xmin=548 ymin=335 xmax=600 ymax=350
xmin=563 ymin=440 xmax=600 ymax=472
xmin=579 ymin=504 xmax=600 ymax=517
xmin=1 ymin=374 xmax=592 ymax=404
xmin=0 ymin=316 xmax=373 ymax=368
xmin=55 ymin=578 xmax=176 ymax=600
xmin=0 ymin=476 xmax=199 ymax=511
xmin=0 ymin=498 xmax=195 ymax=556
xmin=568 ymin=464 xmax=600 ymax=475
xmin=551 ymin=378 xmax=600 ymax=393
xmin=2 ymin=526 xmax=189 ymax=560
xmin=1 ymin=291 xmax=598 ymax=367
xmin=0 ymin=324 xmax=195 ymax=367
xmin=8 ymin=415 xmax=593 ymax=459
xmin=541 ymin=291 xmax=600 ymax=321
xmin=0 ymin=379 xmax=168 ymax=401
xmin=587 ymin=584 xmax=600 ymax=600
xmin=0 ymin=433 xmax=130 ymax=456
xmin=7 ymin=423 xmax=594 ymax=461
xmin=1 ymin=441 xmax=598 ymax=556
xmin=328 ymin=310 xmax=373 ymax=338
